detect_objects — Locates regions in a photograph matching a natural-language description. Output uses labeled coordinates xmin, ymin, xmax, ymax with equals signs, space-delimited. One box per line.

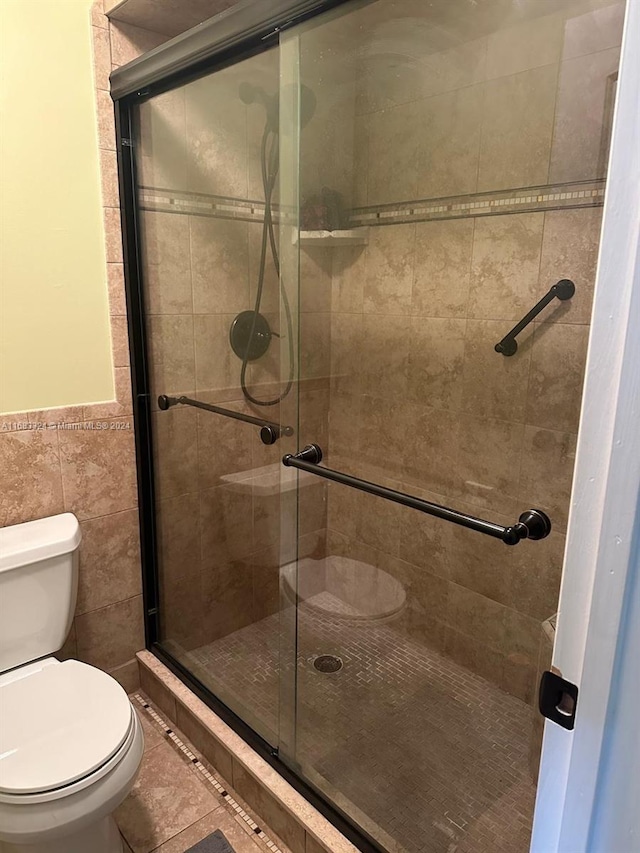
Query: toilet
xmin=282 ymin=555 xmax=407 ymax=623
xmin=0 ymin=513 xmax=144 ymax=853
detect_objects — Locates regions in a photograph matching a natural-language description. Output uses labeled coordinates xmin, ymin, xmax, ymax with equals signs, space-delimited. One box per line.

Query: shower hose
xmin=240 ymin=122 xmax=295 ymax=407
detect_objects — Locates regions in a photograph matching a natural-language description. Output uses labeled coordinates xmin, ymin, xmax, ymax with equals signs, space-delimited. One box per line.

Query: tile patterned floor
xmin=187 ymin=595 xmax=537 ymax=853
xmin=116 ymin=700 xmax=291 ymax=853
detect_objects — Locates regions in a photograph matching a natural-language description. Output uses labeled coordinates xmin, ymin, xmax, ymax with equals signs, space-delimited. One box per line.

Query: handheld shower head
xmin=238 ymin=81 xmax=261 ymax=105
xmin=238 ymin=82 xmax=316 ymax=130
xmin=233 ymin=80 xmax=316 ymax=409
xmin=238 ymin=82 xmax=278 ymax=129
xmin=298 ymin=84 xmax=317 ymax=129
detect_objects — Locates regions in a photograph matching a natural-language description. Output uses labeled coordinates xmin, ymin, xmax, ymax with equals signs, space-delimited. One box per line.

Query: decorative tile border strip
xmin=139 ymin=179 xmax=605 ymax=227
xmin=349 ymin=179 xmax=606 ymax=226
xmin=138 ymin=186 xmax=272 ymax=223
xmin=132 ymin=693 xmax=285 ymax=853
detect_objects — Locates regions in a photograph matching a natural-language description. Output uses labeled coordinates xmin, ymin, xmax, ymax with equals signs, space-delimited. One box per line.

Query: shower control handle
xmin=260 ymin=425 xmax=279 ymax=445
xmin=283 ymin=444 xmax=551 ymax=545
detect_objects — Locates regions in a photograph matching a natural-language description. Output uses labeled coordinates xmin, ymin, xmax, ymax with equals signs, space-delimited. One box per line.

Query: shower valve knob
xmin=260 ymin=425 xmax=278 ymax=446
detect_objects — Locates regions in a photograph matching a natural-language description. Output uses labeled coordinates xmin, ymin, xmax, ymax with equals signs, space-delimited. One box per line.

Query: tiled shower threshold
xmin=136 ymin=650 xmax=360 ymax=853
xmin=118 ymin=692 xmax=295 ymax=853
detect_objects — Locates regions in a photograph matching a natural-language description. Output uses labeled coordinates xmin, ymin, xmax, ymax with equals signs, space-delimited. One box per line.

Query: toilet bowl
xmin=282 ymin=555 xmax=407 ymax=623
xmin=0 ymin=514 xmax=144 ymax=853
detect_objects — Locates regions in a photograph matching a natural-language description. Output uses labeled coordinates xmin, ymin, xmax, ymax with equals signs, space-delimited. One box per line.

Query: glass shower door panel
xmin=283 ymin=0 xmax=625 ymax=850
xmin=136 ymin=45 xmax=293 ymax=746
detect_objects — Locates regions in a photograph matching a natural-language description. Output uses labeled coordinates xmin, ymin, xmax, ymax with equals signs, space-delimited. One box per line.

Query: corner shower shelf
xmin=296 ymin=228 xmax=368 ymax=247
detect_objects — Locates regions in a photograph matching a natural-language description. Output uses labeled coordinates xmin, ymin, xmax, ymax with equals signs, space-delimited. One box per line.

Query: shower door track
xmin=110 ymin=0 xmax=374 ymax=101
xmin=112 ymin=2 xmax=385 ymax=852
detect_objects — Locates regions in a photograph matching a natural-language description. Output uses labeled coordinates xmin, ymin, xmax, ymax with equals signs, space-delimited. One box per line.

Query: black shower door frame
xmin=112 ymin=2 xmax=382 ymax=851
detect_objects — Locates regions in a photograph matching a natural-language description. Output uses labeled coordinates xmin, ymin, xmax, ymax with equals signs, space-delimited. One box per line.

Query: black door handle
xmin=283 ymin=444 xmax=551 ymax=545
xmin=158 ymin=395 xmax=294 ymax=445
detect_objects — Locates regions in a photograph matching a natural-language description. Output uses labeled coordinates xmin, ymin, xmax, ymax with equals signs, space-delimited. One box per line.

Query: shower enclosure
xmin=112 ymin=0 xmax=627 ymax=850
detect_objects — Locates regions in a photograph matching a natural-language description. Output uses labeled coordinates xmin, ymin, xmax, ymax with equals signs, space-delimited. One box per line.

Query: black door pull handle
xmin=283 ymin=444 xmax=551 ymax=545
xmin=158 ymin=394 xmax=294 ymax=445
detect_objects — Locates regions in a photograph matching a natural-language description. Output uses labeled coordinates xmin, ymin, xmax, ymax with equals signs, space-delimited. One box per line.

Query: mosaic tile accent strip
xmin=132 ymin=693 xmax=285 ymax=853
xmin=138 ymin=179 xmax=605 ymax=227
xmin=348 ymin=179 xmax=606 ymax=227
xmin=138 ymin=187 xmax=272 ymax=223
xmin=184 ymin=595 xmax=537 ymax=853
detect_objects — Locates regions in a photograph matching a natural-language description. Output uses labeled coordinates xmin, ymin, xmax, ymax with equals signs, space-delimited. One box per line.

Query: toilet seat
xmin=0 ymin=659 xmax=134 ymax=802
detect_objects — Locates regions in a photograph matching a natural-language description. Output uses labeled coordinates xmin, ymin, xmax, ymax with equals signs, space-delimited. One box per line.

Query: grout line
xmin=132 ymin=693 xmax=286 ymax=853
xmin=545 ymin=49 xmax=566 ymax=187
xmin=91 ymin=17 xmax=123 ymax=406
xmin=55 ymin=423 xmax=68 ymax=515
xmin=473 ymin=40 xmax=489 ymax=195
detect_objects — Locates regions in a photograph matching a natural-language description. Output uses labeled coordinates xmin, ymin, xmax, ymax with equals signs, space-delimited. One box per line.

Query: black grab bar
xmin=495 ymin=279 xmax=575 ymax=356
xmin=158 ymin=395 xmax=294 ymax=445
xmin=283 ymin=444 xmax=551 ymax=545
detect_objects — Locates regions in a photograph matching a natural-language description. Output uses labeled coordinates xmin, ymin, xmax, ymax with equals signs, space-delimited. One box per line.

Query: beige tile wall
xmin=136 ymin=52 xmax=331 ymax=653
xmin=146 ymin=232 xmax=331 ymax=652
xmin=319 ymin=0 xmax=625 ymax=703
xmin=0 ymin=383 xmax=143 ymax=689
xmin=104 ymin=0 xmax=240 ymax=39
xmin=353 ymin=0 xmax=624 ymax=205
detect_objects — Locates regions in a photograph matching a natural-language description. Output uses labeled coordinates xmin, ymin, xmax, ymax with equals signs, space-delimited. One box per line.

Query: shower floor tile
xmin=187 ymin=595 xmax=536 ymax=853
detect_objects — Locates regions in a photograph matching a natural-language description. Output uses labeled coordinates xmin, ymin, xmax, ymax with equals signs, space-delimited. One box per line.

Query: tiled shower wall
xmin=145 ymin=217 xmax=332 ymax=651
xmin=0 ymin=2 xmax=170 ymax=689
xmin=136 ymin=53 xmax=331 ymax=652
xmin=323 ymin=0 xmax=624 ymax=702
xmin=133 ymin=0 xmax=625 ymax=703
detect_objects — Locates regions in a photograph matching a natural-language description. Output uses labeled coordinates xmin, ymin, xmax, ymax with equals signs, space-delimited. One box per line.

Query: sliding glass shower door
xmin=136 ymin=44 xmax=299 ymax=747
xmin=278 ymin=1 xmax=624 ymax=851
xmin=130 ymin=0 xmax=625 ymax=849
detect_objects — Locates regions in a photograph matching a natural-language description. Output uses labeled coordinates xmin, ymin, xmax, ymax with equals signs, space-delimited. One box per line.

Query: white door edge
xmin=531 ymin=1 xmax=640 ymax=850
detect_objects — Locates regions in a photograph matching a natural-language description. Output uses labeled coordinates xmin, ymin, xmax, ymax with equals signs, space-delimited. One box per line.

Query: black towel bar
xmin=283 ymin=444 xmax=551 ymax=545
xmin=158 ymin=395 xmax=294 ymax=445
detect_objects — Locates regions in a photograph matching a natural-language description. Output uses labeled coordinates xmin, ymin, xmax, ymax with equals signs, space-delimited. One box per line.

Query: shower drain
xmin=313 ymin=654 xmax=343 ymax=673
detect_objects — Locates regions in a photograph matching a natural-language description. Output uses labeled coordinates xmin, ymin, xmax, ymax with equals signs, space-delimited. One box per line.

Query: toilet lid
xmin=0 ymin=660 xmax=133 ymax=794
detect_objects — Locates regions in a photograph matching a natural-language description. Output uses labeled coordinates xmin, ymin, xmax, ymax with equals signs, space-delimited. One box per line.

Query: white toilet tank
xmin=0 ymin=513 xmax=81 ymax=673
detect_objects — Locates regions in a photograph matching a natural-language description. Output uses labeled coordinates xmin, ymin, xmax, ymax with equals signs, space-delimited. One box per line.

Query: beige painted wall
xmin=0 ymin=0 xmax=114 ymax=414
